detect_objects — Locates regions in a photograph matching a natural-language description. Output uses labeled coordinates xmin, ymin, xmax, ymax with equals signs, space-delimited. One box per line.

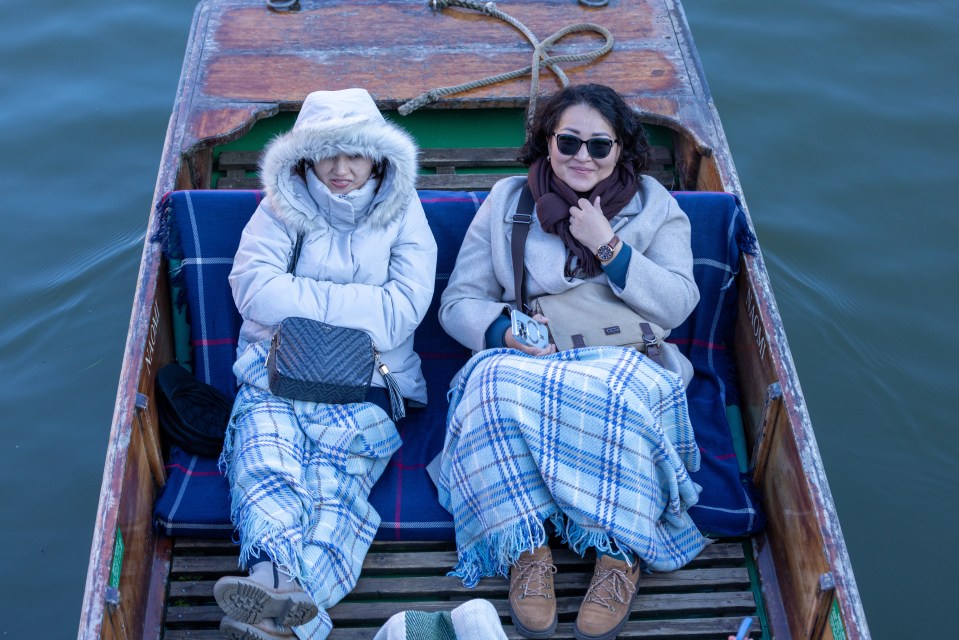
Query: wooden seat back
xmin=215 ymin=146 xmax=677 ymax=191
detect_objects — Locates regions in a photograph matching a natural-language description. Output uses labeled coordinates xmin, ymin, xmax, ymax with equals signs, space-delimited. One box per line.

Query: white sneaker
xmin=214 ymin=561 xmax=318 ymax=627
xmin=220 ymin=615 xmax=296 ymax=639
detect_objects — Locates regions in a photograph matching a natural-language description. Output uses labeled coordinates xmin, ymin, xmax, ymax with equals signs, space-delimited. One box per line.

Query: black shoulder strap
xmin=510 ymin=185 xmax=535 ymax=312
xmin=288 ymin=232 xmax=305 ymax=274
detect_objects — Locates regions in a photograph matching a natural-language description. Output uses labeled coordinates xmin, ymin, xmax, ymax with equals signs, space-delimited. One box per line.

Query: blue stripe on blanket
xmin=222 ymin=345 xmax=403 ymax=640
xmin=439 ymin=347 xmax=707 ymax=586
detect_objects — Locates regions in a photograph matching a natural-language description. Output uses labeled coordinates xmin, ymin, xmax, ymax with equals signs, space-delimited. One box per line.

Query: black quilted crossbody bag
xmin=266 ymin=233 xmax=406 ymax=420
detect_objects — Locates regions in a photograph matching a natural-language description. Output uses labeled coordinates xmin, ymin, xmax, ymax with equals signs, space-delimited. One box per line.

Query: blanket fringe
xmin=553 ymin=512 xmax=625 ymax=559
xmin=450 ymin=511 xmax=553 ymax=587
xmin=151 ymin=194 xmax=190 ymax=312
xmin=450 ymin=510 xmax=635 ymax=588
xmin=219 ymin=392 xmax=309 ymax=586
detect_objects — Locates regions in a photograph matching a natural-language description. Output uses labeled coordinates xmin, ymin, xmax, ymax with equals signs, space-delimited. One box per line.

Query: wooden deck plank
xmin=215 ymin=145 xmax=675 ymax=191
xmin=168 ymin=566 xmax=751 ymax=601
xmin=170 ymin=542 xmax=744 ymax=577
xmin=163 ymin=537 xmax=761 ymax=637
xmin=217 ymin=147 xmax=673 ymax=171
xmin=167 ymin=590 xmax=756 ymax=626
xmin=200 ymin=1 xmax=686 ymax=108
xmin=327 ymin=592 xmax=757 ymax=622
xmin=164 ymin=616 xmax=761 ymax=640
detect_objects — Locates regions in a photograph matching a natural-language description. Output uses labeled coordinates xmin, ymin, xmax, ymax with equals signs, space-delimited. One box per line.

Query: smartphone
xmin=510 ymin=309 xmax=550 ymax=350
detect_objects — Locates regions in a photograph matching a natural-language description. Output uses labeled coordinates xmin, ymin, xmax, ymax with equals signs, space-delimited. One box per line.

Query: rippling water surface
xmin=0 ymin=1 xmax=955 ymax=637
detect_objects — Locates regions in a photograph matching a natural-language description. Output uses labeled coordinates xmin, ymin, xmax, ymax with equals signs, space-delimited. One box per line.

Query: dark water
xmin=0 ymin=1 xmax=955 ymax=637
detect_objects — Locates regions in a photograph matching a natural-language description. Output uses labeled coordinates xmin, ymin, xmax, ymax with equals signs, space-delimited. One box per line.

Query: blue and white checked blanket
xmin=437 ymin=347 xmax=707 ymax=587
xmin=221 ymin=342 xmax=402 ymax=640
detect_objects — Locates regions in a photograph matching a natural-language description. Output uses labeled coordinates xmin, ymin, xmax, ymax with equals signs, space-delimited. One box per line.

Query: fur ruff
xmin=259 ymin=121 xmax=418 ymax=232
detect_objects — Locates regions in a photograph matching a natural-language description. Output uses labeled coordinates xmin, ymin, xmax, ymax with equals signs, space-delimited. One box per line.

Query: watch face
xmin=597 ymin=244 xmax=613 ymax=261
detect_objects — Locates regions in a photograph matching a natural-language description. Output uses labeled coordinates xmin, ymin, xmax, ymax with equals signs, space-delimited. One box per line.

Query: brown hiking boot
xmin=508 ymin=545 xmax=558 ymax=639
xmin=214 ymin=561 xmax=318 ymax=628
xmin=573 ymin=554 xmax=641 ymax=640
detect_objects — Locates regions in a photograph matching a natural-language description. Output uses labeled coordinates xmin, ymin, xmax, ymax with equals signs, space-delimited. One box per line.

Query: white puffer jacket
xmin=230 ymin=89 xmax=437 ymax=403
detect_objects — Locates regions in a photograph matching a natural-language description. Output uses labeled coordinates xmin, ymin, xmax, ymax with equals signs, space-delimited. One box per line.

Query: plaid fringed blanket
xmin=222 ymin=342 xmax=402 ymax=640
xmin=437 ymin=347 xmax=707 ymax=587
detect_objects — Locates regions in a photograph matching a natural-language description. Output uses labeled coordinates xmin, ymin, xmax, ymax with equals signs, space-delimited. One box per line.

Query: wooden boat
xmin=79 ymin=1 xmax=870 ymax=638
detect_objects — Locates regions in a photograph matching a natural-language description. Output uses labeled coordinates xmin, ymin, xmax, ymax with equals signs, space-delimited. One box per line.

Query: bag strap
xmin=510 ymin=185 xmax=535 ymax=312
xmin=640 ymin=322 xmax=665 ymax=368
xmin=288 ymin=232 xmax=305 ymax=274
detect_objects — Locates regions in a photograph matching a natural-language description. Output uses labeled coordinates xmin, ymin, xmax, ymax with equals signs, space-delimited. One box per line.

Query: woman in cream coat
xmin=438 ymin=84 xmax=704 ymax=640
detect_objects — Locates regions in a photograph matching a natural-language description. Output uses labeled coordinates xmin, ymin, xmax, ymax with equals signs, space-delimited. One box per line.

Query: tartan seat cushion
xmin=153 ymin=188 xmax=763 ymax=541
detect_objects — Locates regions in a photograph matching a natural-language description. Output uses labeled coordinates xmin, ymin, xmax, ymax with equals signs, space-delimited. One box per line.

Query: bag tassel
xmin=376 ymin=353 xmax=406 ymax=422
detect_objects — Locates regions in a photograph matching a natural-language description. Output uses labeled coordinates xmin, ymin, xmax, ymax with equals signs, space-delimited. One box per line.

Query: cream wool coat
xmin=230 ymin=89 xmax=437 ymax=403
xmin=439 ymin=175 xmax=699 ymax=383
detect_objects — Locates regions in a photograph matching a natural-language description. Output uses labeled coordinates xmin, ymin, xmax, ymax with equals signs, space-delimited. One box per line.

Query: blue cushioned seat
xmin=153 ymin=188 xmax=763 ymax=541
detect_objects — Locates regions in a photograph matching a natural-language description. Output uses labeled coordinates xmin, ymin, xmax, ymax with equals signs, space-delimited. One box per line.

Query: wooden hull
xmin=79 ymin=1 xmax=869 ymax=638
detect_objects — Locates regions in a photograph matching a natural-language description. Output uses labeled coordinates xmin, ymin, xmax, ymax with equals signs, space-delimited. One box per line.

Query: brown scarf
xmin=528 ymin=156 xmax=639 ymax=278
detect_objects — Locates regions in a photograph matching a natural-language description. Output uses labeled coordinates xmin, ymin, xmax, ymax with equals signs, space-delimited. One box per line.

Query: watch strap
xmin=597 ymin=234 xmax=621 ymax=261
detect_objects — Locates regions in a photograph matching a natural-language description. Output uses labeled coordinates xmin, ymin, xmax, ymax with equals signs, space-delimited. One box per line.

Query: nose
xmin=573 ymin=142 xmax=592 ymax=161
xmin=332 ymin=155 xmax=350 ymax=174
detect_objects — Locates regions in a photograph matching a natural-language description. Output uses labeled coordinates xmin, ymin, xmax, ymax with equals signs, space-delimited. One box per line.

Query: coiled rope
xmin=399 ymin=0 xmax=614 ymax=126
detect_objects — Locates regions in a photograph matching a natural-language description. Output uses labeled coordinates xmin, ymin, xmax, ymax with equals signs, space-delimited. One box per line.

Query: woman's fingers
xmin=569 ymin=197 xmax=613 ymax=249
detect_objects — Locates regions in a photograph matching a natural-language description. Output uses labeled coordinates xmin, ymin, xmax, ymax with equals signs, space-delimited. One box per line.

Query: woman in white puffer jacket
xmin=214 ymin=88 xmax=437 ymax=640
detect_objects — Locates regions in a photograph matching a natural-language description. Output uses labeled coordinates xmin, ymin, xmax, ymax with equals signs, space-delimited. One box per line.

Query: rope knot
xmin=401 ymin=0 xmax=614 ymax=125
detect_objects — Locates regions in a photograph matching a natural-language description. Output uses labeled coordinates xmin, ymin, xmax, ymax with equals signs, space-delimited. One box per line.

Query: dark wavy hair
xmin=518 ymin=84 xmax=650 ymax=174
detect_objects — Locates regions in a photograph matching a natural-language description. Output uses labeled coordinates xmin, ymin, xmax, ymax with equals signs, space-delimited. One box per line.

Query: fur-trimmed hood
xmin=259 ymin=88 xmax=419 ymax=232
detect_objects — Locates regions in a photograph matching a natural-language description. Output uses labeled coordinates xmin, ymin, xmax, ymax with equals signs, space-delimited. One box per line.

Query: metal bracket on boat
xmin=266 ymin=0 xmax=298 ymax=11
xmin=751 ymin=381 xmax=782 ymax=486
xmin=134 ymin=391 xmax=168 ymax=486
xmin=104 ymin=586 xmax=121 ymax=609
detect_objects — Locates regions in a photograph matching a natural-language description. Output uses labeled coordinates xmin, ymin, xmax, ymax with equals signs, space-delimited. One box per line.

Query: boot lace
xmin=511 ymin=556 xmax=557 ymax=600
xmin=583 ymin=565 xmax=637 ymax=611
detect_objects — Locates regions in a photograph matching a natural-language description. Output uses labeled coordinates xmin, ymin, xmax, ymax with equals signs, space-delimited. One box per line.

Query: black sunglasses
xmin=552 ymin=133 xmax=618 ymax=159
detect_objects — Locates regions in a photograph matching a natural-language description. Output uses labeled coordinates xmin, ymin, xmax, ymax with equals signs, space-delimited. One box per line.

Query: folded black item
xmin=155 ymin=363 xmax=232 ymax=458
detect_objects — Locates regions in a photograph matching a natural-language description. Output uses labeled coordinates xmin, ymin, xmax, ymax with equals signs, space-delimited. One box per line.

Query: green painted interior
xmin=741 ymin=538 xmax=771 ymax=639
xmin=212 ymin=108 xmax=676 ymax=187
xmin=386 ymin=108 xmax=529 ymax=148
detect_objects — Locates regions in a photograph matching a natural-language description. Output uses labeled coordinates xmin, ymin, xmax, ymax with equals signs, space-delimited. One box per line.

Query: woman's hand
xmin=569 ymin=196 xmax=615 ymax=254
xmin=503 ymin=313 xmax=557 ymax=356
